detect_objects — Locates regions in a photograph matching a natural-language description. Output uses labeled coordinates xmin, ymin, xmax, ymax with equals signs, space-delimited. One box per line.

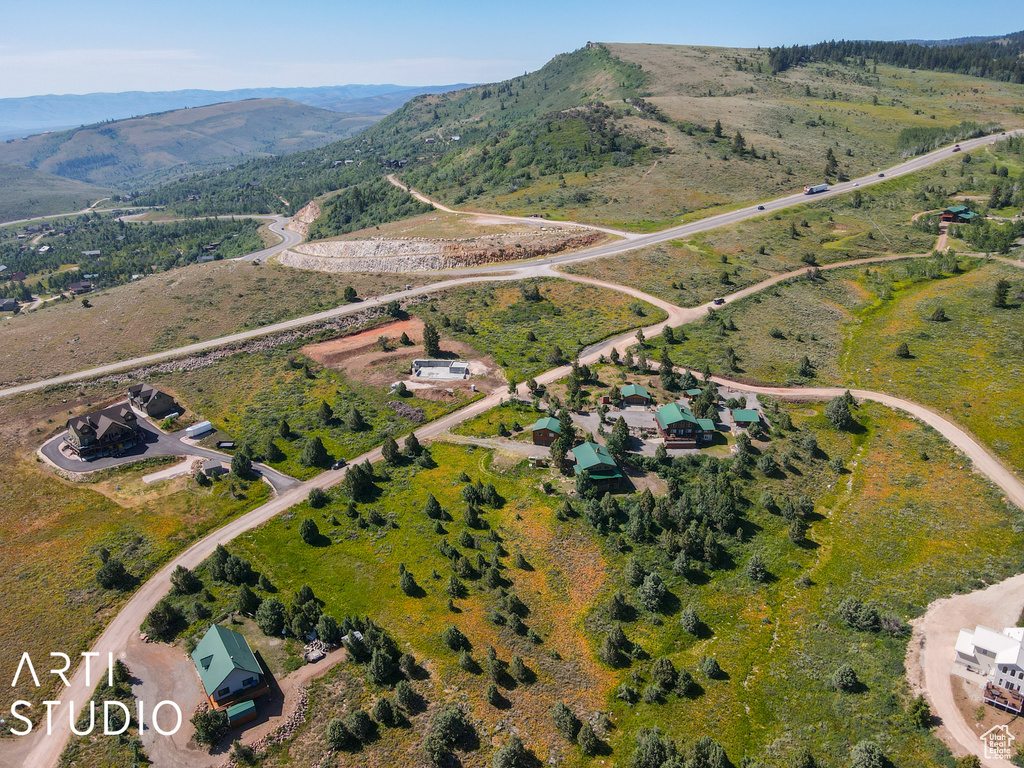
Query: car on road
xmin=878 ymin=172 xmax=885 ymax=177
xmin=712 ymin=297 xmax=725 ymax=305
xmin=952 ymin=145 xmax=961 ymax=152
xmin=757 ymin=205 xmax=765 ymax=210
xmin=331 ymin=459 xmax=347 ymax=470
xmin=853 ymin=182 xmax=859 ymax=186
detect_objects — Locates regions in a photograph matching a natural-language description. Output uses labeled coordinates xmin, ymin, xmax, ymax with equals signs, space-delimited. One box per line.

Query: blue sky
xmin=1 ymin=0 xmax=1020 ymax=98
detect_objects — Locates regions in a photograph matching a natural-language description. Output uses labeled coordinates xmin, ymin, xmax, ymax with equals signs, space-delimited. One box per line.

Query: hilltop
xmin=0 ymin=98 xmax=380 ymax=189
xmin=136 ymin=39 xmax=1024 ymax=229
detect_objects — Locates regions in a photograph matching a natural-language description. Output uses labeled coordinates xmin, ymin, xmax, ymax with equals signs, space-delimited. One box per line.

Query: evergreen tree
xmin=300 ymin=437 xmax=329 ymax=467
xmin=422 ymin=321 xmax=441 ymax=356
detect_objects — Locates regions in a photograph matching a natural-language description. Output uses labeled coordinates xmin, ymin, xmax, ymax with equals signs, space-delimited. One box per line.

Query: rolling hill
xmin=135 ymin=38 xmax=1024 ymax=229
xmin=0 ymin=83 xmax=473 ymax=140
xmin=0 ymin=98 xmax=382 ymax=189
xmin=0 ymin=163 xmax=110 ymax=223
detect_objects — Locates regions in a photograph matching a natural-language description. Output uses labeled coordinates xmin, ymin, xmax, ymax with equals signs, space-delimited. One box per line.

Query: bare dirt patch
xmin=301 ymin=318 xmax=505 ymax=394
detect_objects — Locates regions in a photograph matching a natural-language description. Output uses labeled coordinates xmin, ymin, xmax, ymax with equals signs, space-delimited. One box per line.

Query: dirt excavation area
xmin=279 ymin=226 xmax=605 ymax=273
xmin=301 ymin=317 xmax=504 ymax=396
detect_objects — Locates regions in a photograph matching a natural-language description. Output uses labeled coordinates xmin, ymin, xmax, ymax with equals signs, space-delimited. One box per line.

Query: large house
xmin=620 ymin=384 xmax=651 ymax=406
xmin=940 ymin=205 xmax=979 ymax=224
xmin=531 ymin=416 xmax=561 ymax=447
xmin=732 ymin=409 xmax=760 ymax=428
xmin=65 ymin=404 xmax=144 ymax=459
xmin=571 ymin=442 xmax=622 ymax=487
xmin=955 ymin=625 xmax=1024 ymax=713
xmin=191 ymin=624 xmax=268 ymax=712
xmin=655 ymin=403 xmax=715 ymax=448
xmin=127 ymin=383 xmax=177 ymax=418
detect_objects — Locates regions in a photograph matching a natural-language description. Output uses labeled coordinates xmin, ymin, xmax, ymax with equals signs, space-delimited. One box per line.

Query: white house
xmin=955 ymin=625 xmax=1024 ymax=692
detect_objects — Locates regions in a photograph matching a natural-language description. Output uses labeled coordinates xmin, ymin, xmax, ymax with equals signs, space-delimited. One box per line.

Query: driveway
xmin=39 ymin=409 xmax=297 ymax=493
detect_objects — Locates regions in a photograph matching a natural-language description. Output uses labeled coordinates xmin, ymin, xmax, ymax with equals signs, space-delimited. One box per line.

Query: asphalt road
xmin=39 ymin=413 xmax=297 ymax=493
xmin=2 ymin=129 xmax=1018 ymax=401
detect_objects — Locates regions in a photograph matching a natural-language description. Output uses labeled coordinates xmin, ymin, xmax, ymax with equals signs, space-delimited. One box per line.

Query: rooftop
xmin=532 ymin=416 xmax=560 ymax=434
xmin=191 ymin=624 xmax=262 ymax=697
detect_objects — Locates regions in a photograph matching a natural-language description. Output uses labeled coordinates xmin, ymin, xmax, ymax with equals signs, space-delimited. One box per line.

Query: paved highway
xmin=3 ymin=130 xmax=1018 ymax=400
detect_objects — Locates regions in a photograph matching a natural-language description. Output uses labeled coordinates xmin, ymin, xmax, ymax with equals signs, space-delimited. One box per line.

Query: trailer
xmin=803 ymin=184 xmax=829 ymax=195
xmin=186 ymin=420 xmax=213 ymax=439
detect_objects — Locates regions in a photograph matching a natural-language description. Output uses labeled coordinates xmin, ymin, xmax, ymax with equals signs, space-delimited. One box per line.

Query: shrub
xmin=825 ymin=396 xmax=853 ymax=430
xmin=486 ymin=683 xmax=502 ymax=706
xmin=442 ymin=625 xmax=470 ymax=651
xmin=510 ymin=655 xmax=528 ymax=682
xmin=617 ymin=683 xmax=638 ymax=704
xmin=399 ymin=569 xmax=419 ymax=596
xmin=308 ymin=487 xmax=328 ymax=508
xmin=651 ymin=657 xmax=677 ymax=692
xmin=300 ymin=436 xmax=329 ymax=467
xmin=895 ymin=341 xmax=910 ymax=358
xmin=680 ymin=606 xmax=701 ymax=635
xmin=701 ymin=656 xmax=723 ymax=679
xmin=624 ymin=556 xmax=646 ymax=587
xmin=372 ymin=696 xmax=396 ymax=727
xmin=849 ymin=740 xmax=886 ymax=768
xmin=423 ymin=704 xmax=473 ymax=765
xmin=144 ymin=599 xmax=182 ymax=640
xmin=493 ymin=735 xmax=526 ymax=768
xmin=831 ymin=663 xmax=859 ymax=692
xmin=170 ymin=565 xmax=201 ymax=594
xmin=235 ymin=584 xmax=261 ymax=616
xmin=299 ymin=518 xmax=320 ymax=544
xmin=255 ymin=597 xmax=287 ymax=636
xmin=637 ymin=572 xmax=667 ymax=611
xmin=345 ymin=709 xmax=376 ymax=743
xmin=551 ymin=701 xmax=581 ymax=741
xmin=96 ymin=558 xmax=129 ymax=590
xmin=745 ymin=553 xmax=769 ymax=583
xmin=326 ymin=718 xmax=355 ymax=751
xmin=577 ymin=722 xmax=600 ymax=755
xmin=191 ymin=708 xmax=228 ymax=747
xmin=395 ymin=679 xmax=416 ymax=710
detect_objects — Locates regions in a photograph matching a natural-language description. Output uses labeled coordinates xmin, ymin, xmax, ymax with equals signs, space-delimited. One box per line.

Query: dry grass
xmin=0 ymin=259 xmax=441 ymax=387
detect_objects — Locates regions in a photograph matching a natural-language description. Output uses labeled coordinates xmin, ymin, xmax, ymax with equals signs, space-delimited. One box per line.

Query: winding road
xmin=3 ymin=130 xmax=1024 ymax=767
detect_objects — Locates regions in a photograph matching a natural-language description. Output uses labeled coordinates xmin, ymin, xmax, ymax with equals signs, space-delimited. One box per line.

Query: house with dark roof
xmin=531 ymin=416 xmax=561 ymax=446
xmin=191 ymin=624 xmax=268 ymax=711
xmin=0 ymin=298 xmax=17 ymax=312
xmin=571 ymin=442 xmax=623 ymax=487
xmin=65 ymin=404 xmax=143 ymax=459
xmin=68 ymin=281 xmax=93 ymax=294
xmin=655 ymin=403 xmax=715 ymax=448
xmin=620 ymin=384 xmax=651 ymax=406
xmin=5 ymin=271 xmax=26 ymax=282
xmin=127 ymin=383 xmax=177 ymax=418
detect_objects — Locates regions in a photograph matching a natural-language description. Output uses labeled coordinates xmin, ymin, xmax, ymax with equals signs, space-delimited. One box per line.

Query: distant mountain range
xmin=0 ymin=98 xmax=388 ymax=189
xmin=0 ymin=83 xmax=473 ymax=140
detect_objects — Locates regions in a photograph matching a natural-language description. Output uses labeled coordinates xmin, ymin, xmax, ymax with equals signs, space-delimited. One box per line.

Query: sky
xmin=1 ymin=0 xmax=1021 ymax=98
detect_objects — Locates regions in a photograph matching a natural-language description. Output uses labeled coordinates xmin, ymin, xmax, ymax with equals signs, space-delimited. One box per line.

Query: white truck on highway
xmin=803 ymin=183 xmax=829 ymax=195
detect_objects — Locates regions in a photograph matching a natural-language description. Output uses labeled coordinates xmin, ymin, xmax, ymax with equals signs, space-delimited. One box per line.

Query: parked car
xmin=331 ymin=459 xmax=347 ymax=470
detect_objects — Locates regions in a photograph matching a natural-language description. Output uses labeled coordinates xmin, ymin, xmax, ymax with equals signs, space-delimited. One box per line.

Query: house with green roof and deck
xmin=571 ymin=442 xmax=623 ymax=487
xmin=191 ymin=624 xmax=269 ymax=712
xmin=655 ymin=402 xmax=715 ymax=448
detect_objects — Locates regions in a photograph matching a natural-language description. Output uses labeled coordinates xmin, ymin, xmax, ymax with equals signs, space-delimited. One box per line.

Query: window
xmin=217 ymin=687 xmax=230 ymax=697
xmin=243 ymin=677 xmax=256 ymax=687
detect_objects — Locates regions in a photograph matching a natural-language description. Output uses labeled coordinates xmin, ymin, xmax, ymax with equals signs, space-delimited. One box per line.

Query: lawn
xmin=410 ymin=279 xmax=667 ymax=383
xmin=0 ymin=384 xmax=273 ymax=712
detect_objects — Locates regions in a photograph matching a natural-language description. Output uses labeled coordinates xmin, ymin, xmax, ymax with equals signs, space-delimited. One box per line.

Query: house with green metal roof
xmin=571 ymin=442 xmax=623 ymax=485
xmin=941 ymin=205 xmax=978 ymax=224
xmin=684 ymin=388 xmax=704 ymax=398
xmin=655 ymin=402 xmax=715 ymax=447
xmin=732 ymin=409 xmax=760 ymax=427
xmin=620 ymin=383 xmax=651 ymax=405
xmin=191 ymin=624 xmax=267 ymax=710
xmin=531 ymin=416 xmax=561 ymax=446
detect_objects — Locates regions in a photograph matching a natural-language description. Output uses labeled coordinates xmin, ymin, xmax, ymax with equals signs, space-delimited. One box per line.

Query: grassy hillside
xmin=133 ymin=42 xmax=1024 ymax=229
xmin=0 ymin=163 xmax=109 ymax=222
xmin=0 ymin=98 xmax=379 ymax=189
